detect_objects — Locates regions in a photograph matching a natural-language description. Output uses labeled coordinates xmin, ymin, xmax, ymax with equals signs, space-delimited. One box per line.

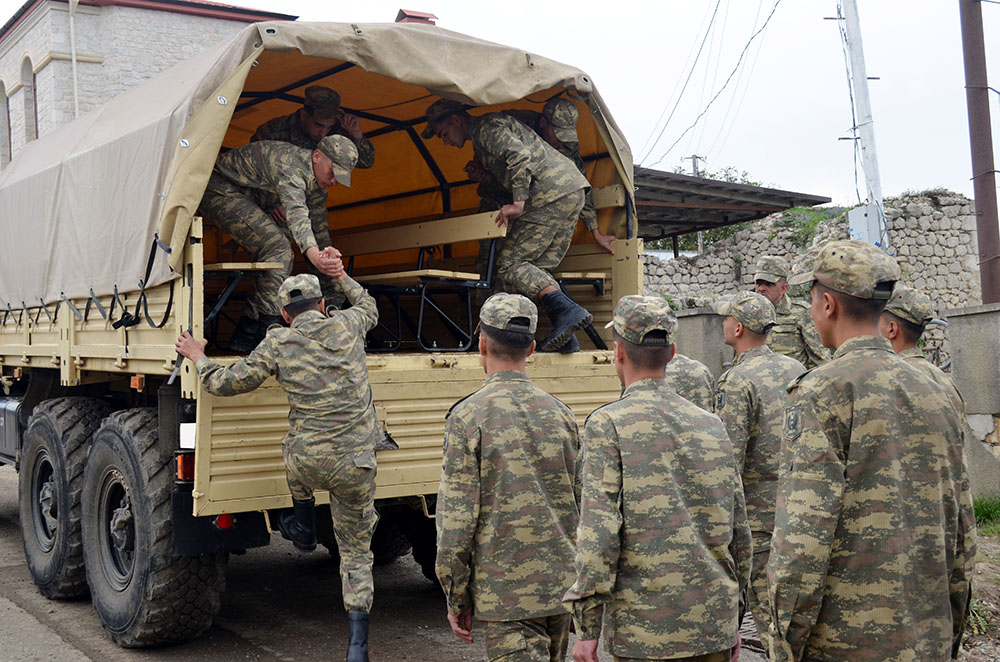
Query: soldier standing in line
xmin=435 ymin=293 xmax=582 ymax=661
xmin=879 ymin=284 xmax=962 ymax=399
xmin=198 ymin=135 xmax=358 ymax=352
xmin=662 ymin=350 xmax=716 ymax=412
xmin=768 ymin=241 xmax=976 ymax=662
xmin=564 ymin=296 xmax=751 ymax=662
xmin=175 ymin=273 xmax=379 ymax=662
xmin=423 ymin=99 xmax=592 ymax=352
xmin=753 ymin=255 xmax=830 ymax=368
xmin=713 ymin=291 xmax=805 ymax=657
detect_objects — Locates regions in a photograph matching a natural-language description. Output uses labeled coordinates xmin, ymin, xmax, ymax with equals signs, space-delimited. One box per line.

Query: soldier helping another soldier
xmin=423 ymin=99 xmax=595 ymax=353
xmin=198 ymin=135 xmax=359 ymax=352
xmin=176 ymin=273 xmax=380 ymax=662
xmin=435 ymin=293 xmax=582 ymax=662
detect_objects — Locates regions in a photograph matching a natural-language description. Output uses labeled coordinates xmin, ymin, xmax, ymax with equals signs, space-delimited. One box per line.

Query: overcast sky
xmin=3 ymin=0 xmax=999 ymax=206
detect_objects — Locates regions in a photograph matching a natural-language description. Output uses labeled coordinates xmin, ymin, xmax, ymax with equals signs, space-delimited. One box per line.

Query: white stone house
xmin=0 ymin=0 xmax=293 ymax=169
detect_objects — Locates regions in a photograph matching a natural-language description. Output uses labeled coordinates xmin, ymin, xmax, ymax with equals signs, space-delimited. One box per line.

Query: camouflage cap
xmin=478 ymin=292 xmax=537 ymax=335
xmin=303 ymin=85 xmax=341 ymax=121
xmin=885 ymin=284 xmax=936 ymax=326
xmin=753 ymin=255 xmax=790 ymax=283
xmin=317 ymin=135 xmax=358 ymax=188
xmin=421 ymin=99 xmax=465 ymax=139
xmin=542 ymin=98 xmax=579 ymax=143
xmin=278 ymin=274 xmax=322 ymax=308
xmin=605 ymin=295 xmax=677 ymax=346
xmin=713 ymin=291 xmax=776 ymax=335
xmin=788 ymin=239 xmax=900 ymax=299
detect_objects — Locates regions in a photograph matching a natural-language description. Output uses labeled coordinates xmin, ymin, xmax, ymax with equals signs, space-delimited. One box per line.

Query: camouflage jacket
xmin=564 ymin=378 xmax=751 ymax=659
xmin=768 ymin=335 xmax=975 ymax=662
xmin=252 ymin=111 xmax=376 ymax=168
xmin=716 ymin=345 xmax=804 ymax=533
xmin=435 ymin=370 xmax=581 ymax=621
xmin=899 ymin=347 xmax=963 ymax=405
xmin=195 ymin=276 xmax=380 ymax=455
xmin=767 ymin=294 xmax=830 ymax=369
xmin=475 ymin=110 xmax=597 ymax=230
xmin=469 ymin=113 xmax=588 ymax=213
xmin=208 ymin=141 xmax=327 ymax=253
xmin=663 ymin=352 xmax=716 ymax=412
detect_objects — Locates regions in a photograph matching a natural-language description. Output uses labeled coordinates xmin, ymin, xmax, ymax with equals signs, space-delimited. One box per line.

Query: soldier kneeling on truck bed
xmin=198 ymin=134 xmax=358 ymax=353
xmin=175 ymin=272 xmax=380 ymax=662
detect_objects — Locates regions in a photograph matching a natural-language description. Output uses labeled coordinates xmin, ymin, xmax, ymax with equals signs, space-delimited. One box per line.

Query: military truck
xmin=0 ymin=21 xmax=641 ymax=646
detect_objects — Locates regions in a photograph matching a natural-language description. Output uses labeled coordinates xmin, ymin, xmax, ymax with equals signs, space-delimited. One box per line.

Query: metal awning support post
xmin=959 ymin=0 xmax=1000 ymax=303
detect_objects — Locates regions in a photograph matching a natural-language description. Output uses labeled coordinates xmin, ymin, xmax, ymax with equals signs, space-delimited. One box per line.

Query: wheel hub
xmin=98 ymin=468 xmax=135 ymax=589
xmin=38 ymin=477 xmax=58 ymax=536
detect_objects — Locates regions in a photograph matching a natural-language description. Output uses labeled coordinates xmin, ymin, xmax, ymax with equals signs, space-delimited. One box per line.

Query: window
xmin=21 ymin=57 xmax=37 ymax=142
xmin=0 ymin=81 xmax=10 ymax=166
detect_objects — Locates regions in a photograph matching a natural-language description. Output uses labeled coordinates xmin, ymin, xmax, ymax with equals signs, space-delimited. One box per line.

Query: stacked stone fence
xmin=643 ymin=190 xmax=982 ymax=367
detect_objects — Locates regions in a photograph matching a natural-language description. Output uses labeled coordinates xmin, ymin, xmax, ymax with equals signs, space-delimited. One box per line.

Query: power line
xmin=637 ymin=0 xmax=724 ymax=164
xmin=645 ymin=0 xmax=783 ymax=169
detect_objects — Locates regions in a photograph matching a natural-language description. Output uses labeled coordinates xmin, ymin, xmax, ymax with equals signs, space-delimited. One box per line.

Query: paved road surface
xmin=0 ymin=465 xmax=765 ymax=662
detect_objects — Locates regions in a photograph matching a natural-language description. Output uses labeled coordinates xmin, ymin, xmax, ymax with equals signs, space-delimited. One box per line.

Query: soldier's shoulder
xmin=445 ymin=382 xmax=497 ymax=420
xmin=583 ymin=398 xmax=622 ymax=429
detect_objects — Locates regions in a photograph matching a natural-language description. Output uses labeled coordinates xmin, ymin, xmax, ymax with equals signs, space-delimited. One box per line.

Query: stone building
xmin=0 ymin=0 xmax=292 ymax=169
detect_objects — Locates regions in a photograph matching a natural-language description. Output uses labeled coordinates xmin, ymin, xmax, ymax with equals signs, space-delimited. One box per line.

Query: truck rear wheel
xmin=18 ymin=397 xmax=115 ymax=599
xmin=81 ymin=408 xmax=227 ymax=647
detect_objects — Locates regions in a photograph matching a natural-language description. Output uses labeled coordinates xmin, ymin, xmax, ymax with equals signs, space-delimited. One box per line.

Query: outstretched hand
xmin=593 ymin=229 xmax=616 ymax=255
xmin=175 ymin=331 xmax=208 ymax=363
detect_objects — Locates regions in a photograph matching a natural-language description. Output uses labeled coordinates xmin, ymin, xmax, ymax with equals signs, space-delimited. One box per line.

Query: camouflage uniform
xmin=768 ymin=241 xmax=976 ymax=662
xmin=663 ymin=352 xmax=716 ymax=412
xmin=198 ymin=136 xmax=358 ymax=318
xmin=194 ymin=274 xmax=381 ymax=613
xmin=565 ymin=296 xmax=752 ymax=661
xmin=714 ymin=292 xmax=805 ymax=657
xmin=768 ymin=294 xmax=830 ymax=369
xmin=436 ymin=293 xmax=581 ymax=662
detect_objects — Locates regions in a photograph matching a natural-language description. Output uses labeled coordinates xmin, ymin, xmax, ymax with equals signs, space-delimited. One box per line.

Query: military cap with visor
xmin=317 ymin=135 xmax=358 ymax=188
xmin=885 ymin=285 xmax=936 ymax=326
xmin=478 ymin=292 xmax=537 ymax=335
xmin=605 ymin=295 xmax=677 ymax=346
xmin=278 ymin=274 xmax=323 ymax=308
xmin=788 ymin=240 xmax=900 ymax=299
xmin=303 ymin=85 xmax=341 ymax=121
xmin=542 ymin=98 xmax=579 ymax=143
xmin=713 ymin=291 xmax=776 ymax=335
xmin=421 ymin=99 xmax=465 ymax=139
xmin=753 ymin=255 xmax=790 ymax=283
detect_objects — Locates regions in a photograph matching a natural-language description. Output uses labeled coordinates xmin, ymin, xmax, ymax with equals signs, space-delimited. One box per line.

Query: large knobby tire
xmin=18 ymin=397 xmax=115 ymax=599
xmin=81 ymin=408 xmax=227 ymax=647
xmin=320 ymin=508 xmax=412 ymax=565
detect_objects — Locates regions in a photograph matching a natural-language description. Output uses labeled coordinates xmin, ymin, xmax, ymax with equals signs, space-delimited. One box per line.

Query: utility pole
xmin=684 ymin=155 xmax=706 ymax=253
xmin=839 ymin=0 xmax=888 ymax=248
xmin=959 ymin=0 xmax=1000 ymax=304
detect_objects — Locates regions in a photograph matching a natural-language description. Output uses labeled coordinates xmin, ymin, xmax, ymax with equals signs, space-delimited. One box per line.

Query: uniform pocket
xmin=484 ymin=627 xmax=528 ymax=660
xmin=352 ymin=449 xmax=377 ymax=470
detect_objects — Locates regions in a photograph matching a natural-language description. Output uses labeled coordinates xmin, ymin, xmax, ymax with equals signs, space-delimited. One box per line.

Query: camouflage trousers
xmin=481 ymin=613 xmax=571 ymax=662
xmin=283 ymin=442 xmax=378 ymax=613
xmin=614 ymin=650 xmax=731 ymax=662
xmin=746 ymin=533 xmax=772 ymax=657
xmin=494 ymin=190 xmax=584 ymax=300
xmin=200 ymin=176 xmax=343 ymax=318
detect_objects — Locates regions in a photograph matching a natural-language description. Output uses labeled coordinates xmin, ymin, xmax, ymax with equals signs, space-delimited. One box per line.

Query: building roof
xmin=0 ymin=0 xmax=296 ymax=45
xmin=633 ymin=166 xmax=831 ymax=240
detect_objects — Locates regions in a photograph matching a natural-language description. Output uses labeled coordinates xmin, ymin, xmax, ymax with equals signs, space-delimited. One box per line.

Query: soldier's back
xmin=664 ymin=352 xmax=715 ymax=412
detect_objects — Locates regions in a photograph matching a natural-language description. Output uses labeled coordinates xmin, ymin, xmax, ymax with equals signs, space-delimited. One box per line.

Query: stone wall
xmin=643 ymin=190 xmax=983 ymax=364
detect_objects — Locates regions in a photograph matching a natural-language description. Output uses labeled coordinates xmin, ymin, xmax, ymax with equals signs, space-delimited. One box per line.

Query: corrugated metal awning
xmin=634 ymin=166 xmax=831 ymax=240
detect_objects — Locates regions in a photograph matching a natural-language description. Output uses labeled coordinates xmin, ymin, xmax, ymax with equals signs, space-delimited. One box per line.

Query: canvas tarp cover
xmin=0 ymin=21 xmax=634 ymax=309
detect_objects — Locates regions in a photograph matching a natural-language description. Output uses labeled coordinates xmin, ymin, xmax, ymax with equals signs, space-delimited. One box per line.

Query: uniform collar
xmin=622 ymin=377 xmax=667 ymax=398
xmin=775 ymin=294 xmax=792 ymax=314
xmin=289 ymin=309 xmax=326 ymax=328
xmin=832 ymin=335 xmax=893 ymax=359
xmin=734 ymin=344 xmax=771 ymax=365
xmin=484 ymin=369 xmax=530 ymax=386
xmin=898 ymin=347 xmax=926 ymax=360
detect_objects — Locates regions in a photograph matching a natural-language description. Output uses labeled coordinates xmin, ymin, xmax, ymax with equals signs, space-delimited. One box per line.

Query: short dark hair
xmin=883 ymin=311 xmax=925 ymax=344
xmin=814 ymin=282 xmax=890 ymax=322
xmin=282 ymin=297 xmax=322 ymax=319
xmin=481 ymin=324 xmax=533 ymax=362
xmin=613 ymin=330 xmax=673 ymax=371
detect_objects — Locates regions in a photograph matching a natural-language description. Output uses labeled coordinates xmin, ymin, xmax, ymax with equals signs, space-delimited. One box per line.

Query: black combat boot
xmin=227 ymin=315 xmax=260 ymax=354
xmin=556 ymin=333 xmax=580 ymax=353
xmin=539 ymin=290 xmax=591 ymax=351
xmin=346 ymin=611 xmax=369 ymax=662
xmin=278 ymin=497 xmax=317 ymax=551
